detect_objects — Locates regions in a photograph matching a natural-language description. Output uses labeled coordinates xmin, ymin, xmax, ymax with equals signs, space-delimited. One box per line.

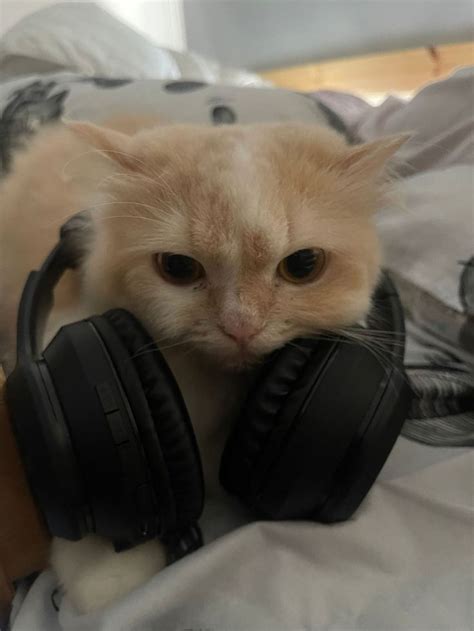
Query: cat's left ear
xmin=64 ymin=120 xmax=141 ymax=171
xmin=333 ymin=133 xmax=411 ymax=178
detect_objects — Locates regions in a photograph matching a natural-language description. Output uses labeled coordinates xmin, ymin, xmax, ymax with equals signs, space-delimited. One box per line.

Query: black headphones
xmin=6 ymin=225 xmax=412 ymax=553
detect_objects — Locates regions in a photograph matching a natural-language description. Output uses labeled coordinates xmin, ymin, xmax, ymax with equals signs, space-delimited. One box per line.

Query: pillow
xmin=0 ymin=3 xmax=179 ymax=80
xmin=0 ymin=2 xmax=267 ymax=87
xmin=0 ymin=72 xmax=334 ymax=176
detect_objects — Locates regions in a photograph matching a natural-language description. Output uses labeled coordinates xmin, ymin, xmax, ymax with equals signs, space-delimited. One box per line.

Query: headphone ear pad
xmin=220 ymin=338 xmax=330 ymax=511
xmin=96 ymin=309 xmax=204 ymax=534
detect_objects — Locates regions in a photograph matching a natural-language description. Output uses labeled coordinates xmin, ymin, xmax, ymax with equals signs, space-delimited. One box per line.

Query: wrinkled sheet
xmin=318 ymin=68 xmax=474 ymax=369
xmin=318 ymin=68 xmax=473 ymax=310
xmin=11 ymin=440 xmax=473 ymax=631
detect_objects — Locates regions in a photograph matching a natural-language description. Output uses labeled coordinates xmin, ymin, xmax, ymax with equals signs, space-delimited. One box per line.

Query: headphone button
xmin=96 ymin=381 xmax=119 ymax=413
xmin=106 ymin=409 xmax=129 ymax=445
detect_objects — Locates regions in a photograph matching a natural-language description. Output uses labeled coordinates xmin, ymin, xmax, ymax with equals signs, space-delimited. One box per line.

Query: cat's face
xmin=71 ymin=121 xmax=405 ymax=369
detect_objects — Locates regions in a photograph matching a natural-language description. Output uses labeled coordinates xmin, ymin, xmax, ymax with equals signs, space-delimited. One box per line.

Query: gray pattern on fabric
xmin=404 ymin=368 xmax=474 ymax=446
xmin=403 ymin=412 xmax=474 ymax=447
xmin=0 ymin=79 xmax=68 ymax=173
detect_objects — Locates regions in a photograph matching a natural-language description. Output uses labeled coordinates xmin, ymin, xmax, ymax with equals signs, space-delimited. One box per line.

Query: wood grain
xmin=260 ymin=42 xmax=474 ymax=94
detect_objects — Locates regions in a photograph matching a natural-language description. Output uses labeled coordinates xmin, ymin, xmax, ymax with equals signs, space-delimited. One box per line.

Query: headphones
xmin=6 ymin=223 xmax=413 ymax=553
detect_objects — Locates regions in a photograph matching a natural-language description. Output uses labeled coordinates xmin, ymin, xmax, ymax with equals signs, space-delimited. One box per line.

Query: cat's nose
xmin=220 ymin=322 xmax=261 ymax=346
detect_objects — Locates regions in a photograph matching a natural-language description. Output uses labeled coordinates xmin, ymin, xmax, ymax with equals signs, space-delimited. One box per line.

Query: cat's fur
xmin=0 ymin=116 xmax=406 ymax=613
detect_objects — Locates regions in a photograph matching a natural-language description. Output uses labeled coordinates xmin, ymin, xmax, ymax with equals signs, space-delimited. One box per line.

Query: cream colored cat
xmin=0 ymin=117 xmax=406 ymax=613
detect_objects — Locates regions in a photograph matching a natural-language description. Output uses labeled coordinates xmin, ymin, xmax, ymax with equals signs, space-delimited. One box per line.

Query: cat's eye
xmin=278 ymin=248 xmax=326 ymax=284
xmin=155 ymin=252 xmax=204 ymax=285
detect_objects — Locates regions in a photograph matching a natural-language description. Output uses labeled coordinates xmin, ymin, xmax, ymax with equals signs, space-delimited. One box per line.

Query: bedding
xmin=9 ymin=441 xmax=473 ymax=631
xmin=0 ymin=11 xmax=472 ymax=629
xmin=0 ymin=2 xmax=267 ymax=87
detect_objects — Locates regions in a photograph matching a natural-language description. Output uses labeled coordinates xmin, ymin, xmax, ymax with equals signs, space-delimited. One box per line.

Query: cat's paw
xmin=51 ymin=535 xmax=167 ymax=614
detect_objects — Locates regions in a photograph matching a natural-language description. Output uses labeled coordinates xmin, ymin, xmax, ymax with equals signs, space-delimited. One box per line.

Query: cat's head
xmin=68 ymin=120 xmax=406 ymax=370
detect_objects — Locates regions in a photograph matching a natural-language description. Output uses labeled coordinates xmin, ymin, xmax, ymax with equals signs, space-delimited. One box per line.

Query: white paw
xmin=51 ymin=536 xmax=167 ymax=614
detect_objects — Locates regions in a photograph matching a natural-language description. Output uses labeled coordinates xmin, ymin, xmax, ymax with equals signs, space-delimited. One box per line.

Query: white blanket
xmin=11 ymin=439 xmax=472 ymax=630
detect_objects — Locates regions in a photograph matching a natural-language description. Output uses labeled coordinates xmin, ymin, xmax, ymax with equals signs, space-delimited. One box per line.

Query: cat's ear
xmin=64 ymin=120 xmax=141 ymax=171
xmin=332 ymin=133 xmax=411 ymax=178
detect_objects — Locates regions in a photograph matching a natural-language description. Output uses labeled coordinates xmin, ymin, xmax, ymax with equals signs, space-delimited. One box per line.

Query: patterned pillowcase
xmin=0 ymin=72 xmax=344 ymax=176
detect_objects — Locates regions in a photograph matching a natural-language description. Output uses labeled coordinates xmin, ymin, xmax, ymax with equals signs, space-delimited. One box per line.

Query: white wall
xmin=0 ymin=0 xmax=54 ymax=33
xmin=101 ymin=0 xmax=186 ymax=50
xmin=184 ymin=0 xmax=474 ymax=70
xmin=0 ymin=0 xmax=186 ymax=50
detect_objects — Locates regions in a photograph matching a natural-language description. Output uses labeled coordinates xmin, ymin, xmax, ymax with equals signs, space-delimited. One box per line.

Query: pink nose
xmin=220 ymin=322 xmax=261 ymax=345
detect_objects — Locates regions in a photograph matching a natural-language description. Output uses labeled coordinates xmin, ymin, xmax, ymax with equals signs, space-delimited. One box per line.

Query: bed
xmin=1 ymin=5 xmax=473 ymax=630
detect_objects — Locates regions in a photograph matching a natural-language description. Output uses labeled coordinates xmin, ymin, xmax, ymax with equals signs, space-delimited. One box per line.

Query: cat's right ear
xmin=64 ymin=120 xmax=142 ymax=171
xmin=331 ymin=133 xmax=411 ymax=179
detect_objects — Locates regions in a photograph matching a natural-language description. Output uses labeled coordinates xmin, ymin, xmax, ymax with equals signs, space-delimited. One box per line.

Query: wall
xmin=183 ymin=0 xmax=474 ymax=70
xmin=0 ymin=0 xmax=54 ymax=34
xmin=1 ymin=0 xmax=472 ymax=70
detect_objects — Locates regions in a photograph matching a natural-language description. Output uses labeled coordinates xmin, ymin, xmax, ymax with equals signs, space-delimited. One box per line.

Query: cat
xmin=0 ymin=116 xmax=407 ymax=613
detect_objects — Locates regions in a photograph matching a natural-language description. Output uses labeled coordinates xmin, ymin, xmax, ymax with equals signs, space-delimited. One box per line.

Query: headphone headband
xmin=17 ymin=243 xmax=71 ymax=363
xmin=16 ymin=216 xmax=84 ymax=362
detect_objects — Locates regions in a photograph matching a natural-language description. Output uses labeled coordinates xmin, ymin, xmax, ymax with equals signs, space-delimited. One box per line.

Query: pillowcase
xmin=0 ymin=72 xmax=333 ymax=176
xmin=0 ymin=2 xmax=179 ymax=80
xmin=0 ymin=2 xmax=266 ymax=87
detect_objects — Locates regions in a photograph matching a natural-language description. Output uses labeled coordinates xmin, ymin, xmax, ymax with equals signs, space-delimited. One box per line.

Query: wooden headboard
xmin=259 ymin=42 xmax=474 ymax=96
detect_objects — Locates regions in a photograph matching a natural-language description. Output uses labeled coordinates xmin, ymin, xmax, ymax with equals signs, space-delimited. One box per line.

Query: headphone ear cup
xmin=221 ymin=335 xmax=411 ymax=523
xmin=95 ymin=309 xmax=204 ymax=535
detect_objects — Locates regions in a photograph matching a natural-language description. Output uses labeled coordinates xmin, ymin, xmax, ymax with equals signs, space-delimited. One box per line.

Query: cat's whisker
xmin=141 ymin=170 xmax=181 ymax=208
xmin=97 ymin=149 xmax=149 ymax=169
xmin=129 ymin=339 xmax=190 ymax=360
xmin=101 ymin=214 xmax=163 ymax=225
xmin=89 ymin=199 xmax=165 ymax=216
xmin=338 ymin=327 xmax=406 ymax=346
xmin=92 ymin=172 xmax=127 ymax=193
xmin=290 ymin=328 xmax=405 ymax=379
xmin=41 ymin=199 xmax=169 ymax=231
xmin=60 ymin=148 xmax=105 ymax=179
xmin=329 ymin=329 xmax=410 ymax=383
xmin=91 ymin=199 xmax=183 ymax=226
xmin=60 ymin=148 xmax=148 ymax=180
xmin=131 ymin=334 xmax=187 ymax=355
xmin=131 ymin=339 xmax=169 ymax=354
xmin=328 ymin=328 xmax=398 ymax=352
